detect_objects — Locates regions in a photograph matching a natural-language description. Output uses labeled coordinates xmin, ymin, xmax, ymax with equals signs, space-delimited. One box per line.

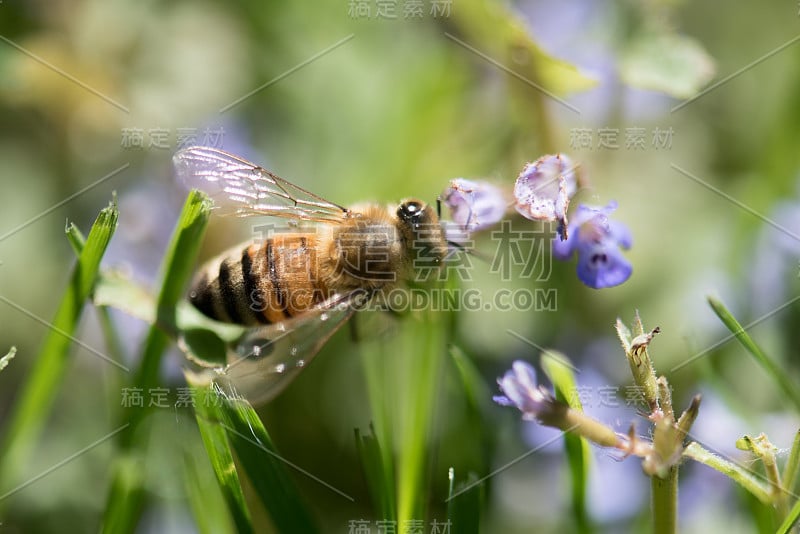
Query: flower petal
xmin=514 ymin=154 xmax=577 ymax=224
xmin=608 ymin=220 xmax=633 ymax=249
xmin=497 ymin=373 xmax=528 ymax=409
xmin=511 ymin=360 xmax=538 ymax=391
xmin=575 ymin=240 xmax=633 ymax=288
xmin=442 ymin=178 xmax=507 ymax=232
xmin=493 ymin=395 xmax=515 ymax=406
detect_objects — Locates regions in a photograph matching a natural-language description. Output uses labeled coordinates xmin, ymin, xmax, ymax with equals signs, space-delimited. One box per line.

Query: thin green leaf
xmin=615 ymin=318 xmax=632 ymax=354
xmin=100 ymin=454 xmax=146 ymax=534
xmin=541 ymin=351 xmax=592 ymax=532
xmin=707 ymin=296 xmax=800 ymax=412
xmin=65 ymin=219 xmax=86 ymax=256
xmin=396 ymin=308 xmax=445 ymax=525
xmin=92 ymin=267 xmax=243 ymax=344
xmin=101 ymin=190 xmax=211 ymax=531
xmin=783 ymin=430 xmax=800 ymax=496
xmin=70 ymin=208 xmax=130 ymax=403
xmin=355 ymin=426 xmax=396 ymax=522
xmin=359 ymin=333 xmax=397 ymax=523
xmin=450 ymin=345 xmax=490 ymax=415
xmin=563 ymin=432 xmax=592 ymax=533
xmin=134 ymin=189 xmax=212 ymax=391
xmin=213 ymin=388 xmax=318 ymax=533
xmin=183 ymin=448 xmax=236 ymax=534
xmin=114 ymin=190 xmax=211 ymax=445
xmin=541 ymin=351 xmax=582 ymax=410
xmin=359 ymin=306 xmax=446 ymax=526
xmin=446 ymin=469 xmax=482 ymax=534
xmin=776 ymin=496 xmax=800 ymax=534
xmin=190 ymin=382 xmax=252 ymax=534
xmin=0 ymin=198 xmax=118 ymax=492
xmin=93 ymin=270 xmax=157 ymax=325
xmin=449 ymin=345 xmax=494 ymax=500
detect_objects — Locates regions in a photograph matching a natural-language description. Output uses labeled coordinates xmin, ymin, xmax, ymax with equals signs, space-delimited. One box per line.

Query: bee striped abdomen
xmin=190 ymin=234 xmax=326 ymax=326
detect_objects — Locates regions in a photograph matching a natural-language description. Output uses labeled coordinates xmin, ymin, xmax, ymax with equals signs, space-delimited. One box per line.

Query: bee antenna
xmin=446 ymin=239 xmax=491 ymax=264
xmin=446 ymin=239 xmax=466 ymax=250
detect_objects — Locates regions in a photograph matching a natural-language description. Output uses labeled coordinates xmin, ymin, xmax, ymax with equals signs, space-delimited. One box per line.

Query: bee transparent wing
xmin=174 ymin=145 xmax=350 ymax=223
xmin=216 ymin=290 xmax=370 ymax=405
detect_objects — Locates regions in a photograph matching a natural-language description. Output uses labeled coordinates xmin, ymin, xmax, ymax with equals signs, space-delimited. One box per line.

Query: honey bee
xmin=174 ymin=146 xmax=449 ymax=403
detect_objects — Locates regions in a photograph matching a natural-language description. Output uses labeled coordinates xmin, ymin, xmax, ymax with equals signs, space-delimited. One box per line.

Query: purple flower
xmin=494 ymin=360 xmax=557 ymax=420
xmin=514 ymin=154 xmax=578 ymax=240
xmin=441 ymin=178 xmax=507 ymax=232
xmin=553 ymin=201 xmax=632 ymax=289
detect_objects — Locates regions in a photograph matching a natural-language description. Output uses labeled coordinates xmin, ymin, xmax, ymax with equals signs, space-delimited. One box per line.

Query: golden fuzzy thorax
xmin=319 ymin=203 xmax=409 ymax=293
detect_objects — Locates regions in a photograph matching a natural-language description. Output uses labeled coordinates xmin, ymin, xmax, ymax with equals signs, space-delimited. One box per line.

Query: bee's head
xmin=396 ymin=198 xmax=447 ymax=281
xmin=396 ymin=198 xmax=436 ymax=228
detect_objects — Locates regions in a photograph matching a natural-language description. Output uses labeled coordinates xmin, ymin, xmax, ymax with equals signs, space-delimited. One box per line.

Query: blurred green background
xmin=1 ymin=0 xmax=800 ymax=532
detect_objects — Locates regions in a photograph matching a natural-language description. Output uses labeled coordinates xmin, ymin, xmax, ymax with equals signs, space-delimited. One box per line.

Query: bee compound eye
xmin=398 ymin=200 xmax=425 ymax=221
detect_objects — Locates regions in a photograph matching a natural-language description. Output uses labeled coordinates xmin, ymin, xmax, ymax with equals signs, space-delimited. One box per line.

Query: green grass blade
xmin=707 ymin=296 xmax=800 ymax=412
xmin=355 ymin=426 xmax=396 ymax=521
xmin=92 ymin=269 xmax=243 ymax=347
xmin=449 ymin=345 xmax=495 ymax=489
xmin=213 ymin=389 xmax=318 ymax=533
xmin=446 ymin=470 xmax=482 ymax=534
xmin=784 ymin=430 xmax=800 ymax=496
xmin=101 ymin=190 xmax=211 ymax=532
xmin=776 ymin=495 xmax=800 ymax=534
xmin=133 ymin=189 xmax=212 ymax=392
xmin=115 ymin=189 xmax=211 ymax=448
xmin=67 ymin=216 xmax=131 ymax=380
xmin=190 ymin=383 xmax=252 ymax=534
xmin=99 ymin=454 xmax=146 ymax=534
xmin=450 ymin=345 xmax=490 ymax=415
xmin=359 ymin=333 xmax=397 ymax=522
xmin=359 ymin=305 xmax=445 ymax=527
xmin=396 ymin=308 xmax=445 ymax=526
xmin=183 ymin=448 xmax=237 ymax=534
xmin=0 ymin=198 xmax=118 ymax=491
xmin=65 ymin=219 xmax=87 ymax=256
xmin=541 ymin=351 xmax=592 ymax=533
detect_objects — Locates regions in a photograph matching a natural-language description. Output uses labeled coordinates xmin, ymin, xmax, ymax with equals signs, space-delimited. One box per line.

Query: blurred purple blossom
xmin=494 ymin=360 xmax=557 ymax=421
xmin=749 ymin=198 xmax=800 ymax=314
xmin=553 ymin=201 xmax=632 ymax=289
xmin=441 ymin=178 xmax=507 ymax=232
xmin=513 ymin=154 xmax=578 ymax=240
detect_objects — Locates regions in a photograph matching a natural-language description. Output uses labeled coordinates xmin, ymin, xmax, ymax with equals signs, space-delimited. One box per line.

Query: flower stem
xmin=683 ymin=442 xmax=771 ymax=504
xmin=783 ymin=430 xmax=800 ymax=496
xmin=651 ymin=466 xmax=678 ymax=534
xmin=543 ymin=406 xmax=620 ymax=448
